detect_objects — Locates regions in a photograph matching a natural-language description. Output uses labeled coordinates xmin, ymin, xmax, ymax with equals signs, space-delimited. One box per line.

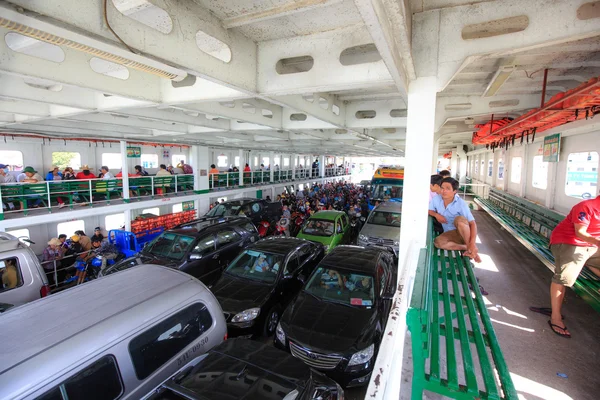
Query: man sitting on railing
xmin=428 ymin=177 xmax=481 ymax=263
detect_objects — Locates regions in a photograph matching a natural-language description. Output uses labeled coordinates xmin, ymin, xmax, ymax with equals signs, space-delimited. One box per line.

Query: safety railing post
xmin=227 ymin=172 xmax=229 ymax=188
xmin=53 ymin=259 xmax=58 ymax=288
xmin=46 ymin=181 xmax=51 ymax=211
xmin=89 ymin=180 xmax=93 ymax=205
xmin=150 ymin=176 xmax=155 ymax=197
xmin=174 ymin=175 xmax=178 ymax=194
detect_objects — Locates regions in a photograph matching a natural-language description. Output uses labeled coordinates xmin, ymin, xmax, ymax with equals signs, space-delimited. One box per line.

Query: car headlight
xmin=359 ymin=234 xmax=368 ymax=242
xmin=231 ymin=308 xmax=260 ymax=323
xmin=348 ymin=343 xmax=374 ymax=366
xmin=276 ymin=322 xmax=286 ymax=343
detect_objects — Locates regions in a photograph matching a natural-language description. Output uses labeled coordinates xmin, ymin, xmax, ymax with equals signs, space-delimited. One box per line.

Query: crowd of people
xmin=41 ymin=227 xmax=120 ymax=286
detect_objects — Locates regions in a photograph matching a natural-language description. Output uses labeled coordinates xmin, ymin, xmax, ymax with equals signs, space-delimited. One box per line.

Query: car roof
xmin=0 ymin=265 xmax=210 ymax=397
xmin=249 ymin=237 xmax=312 ymax=254
xmin=0 ymin=233 xmax=26 ymax=253
xmin=309 ymin=210 xmax=346 ymax=220
xmin=320 ymin=245 xmax=385 ymax=273
xmin=373 ymin=201 xmax=403 ymax=212
xmin=174 ymin=216 xmax=253 ymax=235
xmin=219 ymin=197 xmax=262 ymax=205
xmin=173 ymin=339 xmax=311 ymax=398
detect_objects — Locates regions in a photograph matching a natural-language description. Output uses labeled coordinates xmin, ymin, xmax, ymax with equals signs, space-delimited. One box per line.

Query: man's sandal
xmin=548 ymin=321 xmax=571 ymax=338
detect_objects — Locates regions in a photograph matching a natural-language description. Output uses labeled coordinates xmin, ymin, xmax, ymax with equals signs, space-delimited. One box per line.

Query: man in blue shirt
xmin=428 ymin=178 xmax=481 ymax=262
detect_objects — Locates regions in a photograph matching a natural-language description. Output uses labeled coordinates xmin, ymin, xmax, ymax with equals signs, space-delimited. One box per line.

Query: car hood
xmin=296 ymin=233 xmax=332 ymax=246
xmin=359 ymin=224 xmax=399 ymax=241
xmin=212 ymin=275 xmax=273 ymax=313
xmin=282 ymin=292 xmax=377 ymax=354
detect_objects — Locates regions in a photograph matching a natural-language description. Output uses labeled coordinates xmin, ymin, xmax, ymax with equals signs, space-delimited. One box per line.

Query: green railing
xmin=407 ymin=218 xmax=517 ymax=399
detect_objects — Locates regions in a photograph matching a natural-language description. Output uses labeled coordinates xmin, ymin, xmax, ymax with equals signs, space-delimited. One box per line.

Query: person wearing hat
xmin=45 ymin=166 xmax=63 ymax=182
xmin=42 ymin=238 xmax=63 ymax=285
xmin=76 ymin=165 xmax=95 ymax=180
xmin=22 ymin=166 xmax=43 ymax=183
xmin=0 ymin=163 xmax=16 ymax=184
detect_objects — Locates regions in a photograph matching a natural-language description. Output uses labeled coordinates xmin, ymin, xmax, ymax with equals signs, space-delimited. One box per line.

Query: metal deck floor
xmin=402 ymin=209 xmax=600 ymax=399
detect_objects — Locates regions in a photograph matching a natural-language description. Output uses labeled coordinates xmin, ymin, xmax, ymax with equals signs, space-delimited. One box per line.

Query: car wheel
xmin=263 ymin=306 xmax=281 ymax=337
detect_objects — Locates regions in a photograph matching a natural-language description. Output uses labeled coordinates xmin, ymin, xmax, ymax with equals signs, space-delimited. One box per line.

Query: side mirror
xmin=189 ymin=253 xmax=202 ymax=260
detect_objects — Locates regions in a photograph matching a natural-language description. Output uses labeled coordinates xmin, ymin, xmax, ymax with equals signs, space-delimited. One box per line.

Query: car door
xmin=340 ymin=213 xmax=351 ymax=244
xmin=297 ymin=243 xmax=322 ymax=277
xmin=215 ymin=229 xmax=244 ymax=272
xmin=185 ymin=234 xmax=217 ymax=283
xmin=0 ymin=254 xmax=34 ymax=307
xmin=279 ymin=252 xmax=302 ymax=306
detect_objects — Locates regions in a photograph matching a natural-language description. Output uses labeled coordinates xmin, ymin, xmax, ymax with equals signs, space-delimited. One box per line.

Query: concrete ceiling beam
xmin=223 ymin=0 xmax=345 ymax=28
xmin=428 ymin=0 xmax=600 ymax=91
xmin=353 ymin=0 xmax=415 ymax=100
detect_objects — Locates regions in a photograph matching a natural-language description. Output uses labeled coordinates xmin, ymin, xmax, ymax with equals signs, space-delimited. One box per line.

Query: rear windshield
xmin=302 ymin=219 xmax=334 ymax=237
xmin=304 ymin=267 xmax=374 ymax=307
xmin=206 ymin=203 xmax=242 ymax=217
xmin=367 ymin=211 xmax=401 ymax=227
xmin=143 ymin=232 xmax=195 ymax=260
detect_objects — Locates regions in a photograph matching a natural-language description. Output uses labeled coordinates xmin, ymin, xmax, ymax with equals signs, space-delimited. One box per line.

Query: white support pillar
xmin=399 ymin=77 xmax=437 ymax=264
xmin=269 ymin=151 xmax=275 ymax=183
xmin=431 ymin=139 xmax=440 ymax=173
xmin=123 ymin=208 xmax=132 ymax=232
xmin=456 ymin=145 xmax=467 ymax=184
xmin=319 ymin=155 xmax=325 ymax=178
xmin=238 ymin=149 xmax=244 ymax=186
xmin=119 ymin=140 xmax=130 ymax=202
xmin=292 ymin=153 xmax=297 ymax=180
xmin=545 ymin=161 xmax=558 ymax=209
xmin=520 ymin=145 xmax=529 ymax=198
xmin=190 ymin=145 xmax=210 ymax=193
xmin=450 ymin=150 xmax=458 ymax=179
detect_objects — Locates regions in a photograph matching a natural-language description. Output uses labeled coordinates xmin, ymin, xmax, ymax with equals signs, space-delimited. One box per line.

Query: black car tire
xmin=262 ymin=306 xmax=281 ymax=337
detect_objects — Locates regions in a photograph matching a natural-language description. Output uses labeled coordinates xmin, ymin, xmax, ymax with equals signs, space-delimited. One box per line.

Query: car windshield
xmin=367 ymin=211 xmax=402 ymax=227
xmin=225 ymin=250 xmax=284 ymax=283
xmin=206 ymin=203 xmax=243 ymax=217
xmin=372 ymin=184 xmax=403 ymax=200
xmin=143 ymin=232 xmax=195 ymax=261
xmin=302 ymin=219 xmax=335 ymax=237
xmin=303 ymin=267 xmax=374 ymax=307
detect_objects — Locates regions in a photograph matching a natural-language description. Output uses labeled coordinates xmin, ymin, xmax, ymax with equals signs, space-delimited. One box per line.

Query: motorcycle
xmin=290 ymin=212 xmax=306 ymax=236
xmin=257 ymin=220 xmax=272 ymax=238
xmin=274 ymin=217 xmax=290 ymax=236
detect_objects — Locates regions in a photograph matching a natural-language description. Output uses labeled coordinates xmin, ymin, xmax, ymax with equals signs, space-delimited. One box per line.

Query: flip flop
xmin=548 ymin=320 xmax=571 ymax=338
xmin=529 ymin=306 xmax=565 ymax=320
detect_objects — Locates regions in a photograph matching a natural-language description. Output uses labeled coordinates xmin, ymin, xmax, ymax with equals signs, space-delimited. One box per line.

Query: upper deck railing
xmin=0 ymin=168 xmax=349 ymax=219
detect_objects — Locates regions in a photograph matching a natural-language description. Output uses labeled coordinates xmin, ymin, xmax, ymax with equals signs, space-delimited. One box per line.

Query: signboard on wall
xmin=182 ymin=201 xmax=195 ymax=211
xmin=542 ymin=133 xmax=561 ymax=162
xmin=126 ymin=147 xmax=141 ymax=158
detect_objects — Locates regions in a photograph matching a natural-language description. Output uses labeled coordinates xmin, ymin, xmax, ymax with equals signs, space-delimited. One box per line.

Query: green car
xmin=296 ymin=210 xmax=351 ymax=253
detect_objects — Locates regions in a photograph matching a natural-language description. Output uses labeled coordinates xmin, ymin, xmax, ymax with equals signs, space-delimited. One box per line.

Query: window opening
xmin=57 ymin=220 xmax=85 ymax=237
xmin=102 ymin=153 xmax=122 ymax=169
xmin=195 ymin=31 xmax=232 ymax=63
xmin=565 ymin=152 xmax=598 ymax=199
xmin=0 ymin=150 xmax=24 ymax=171
xmin=141 ymin=154 xmax=158 ymax=169
xmin=52 ymin=152 xmax=81 ymax=170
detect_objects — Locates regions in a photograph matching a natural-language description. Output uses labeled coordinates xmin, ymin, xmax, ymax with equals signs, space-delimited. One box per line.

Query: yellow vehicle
xmin=370 ymin=166 xmax=404 ymax=209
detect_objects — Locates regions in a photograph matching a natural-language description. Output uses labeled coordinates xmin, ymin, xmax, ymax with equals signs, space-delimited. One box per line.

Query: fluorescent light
xmin=483 ymin=66 xmax=515 ymax=97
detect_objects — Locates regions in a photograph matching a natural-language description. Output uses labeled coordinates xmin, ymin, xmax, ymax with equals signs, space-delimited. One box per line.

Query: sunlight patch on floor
xmin=511 ymin=372 xmax=574 ymax=400
xmin=473 ymin=253 xmax=499 ymax=272
xmin=489 ymin=318 xmax=535 ymax=332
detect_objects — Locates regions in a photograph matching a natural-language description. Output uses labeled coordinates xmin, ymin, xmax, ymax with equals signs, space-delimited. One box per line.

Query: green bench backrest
xmin=23 ymin=183 xmax=48 ymax=196
xmin=0 ymin=185 xmax=24 ymax=197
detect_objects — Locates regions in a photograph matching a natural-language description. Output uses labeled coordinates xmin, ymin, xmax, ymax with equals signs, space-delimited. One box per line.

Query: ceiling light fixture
xmin=483 ymin=65 xmax=516 ymax=97
xmin=0 ymin=11 xmax=186 ymax=81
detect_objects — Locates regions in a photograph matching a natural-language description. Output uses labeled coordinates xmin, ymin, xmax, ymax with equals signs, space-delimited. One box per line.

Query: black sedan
xmin=144 ymin=339 xmax=343 ymax=400
xmin=212 ymin=237 xmax=325 ymax=338
xmin=274 ymin=246 xmax=396 ymax=388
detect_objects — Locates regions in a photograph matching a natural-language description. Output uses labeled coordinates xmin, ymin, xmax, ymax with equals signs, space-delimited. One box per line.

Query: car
xmin=357 ymin=201 xmax=401 ymax=257
xmin=358 ymin=180 xmax=372 ymax=190
xmin=100 ymin=217 xmax=259 ymax=286
xmin=296 ymin=210 xmax=351 ymax=253
xmin=142 ymin=338 xmax=344 ymax=400
xmin=0 ymin=265 xmax=227 ymax=400
xmin=204 ymin=197 xmax=283 ymax=227
xmin=274 ymin=246 xmax=397 ymax=388
xmin=0 ymin=232 xmax=51 ymax=307
xmin=211 ymin=237 xmax=325 ymax=338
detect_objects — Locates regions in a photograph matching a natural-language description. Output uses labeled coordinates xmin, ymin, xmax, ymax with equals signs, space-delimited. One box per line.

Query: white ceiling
xmin=0 ymin=0 xmax=598 ymax=156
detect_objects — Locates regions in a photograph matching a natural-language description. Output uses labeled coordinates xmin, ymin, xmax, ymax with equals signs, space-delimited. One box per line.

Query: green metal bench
xmin=1 ymin=184 xmax=25 ymax=214
xmin=129 ymin=177 xmax=153 ymax=199
xmin=92 ymin=179 xmax=122 ymax=204
xmin=153 ymin=176 xmax=174 ymax=196
xmin=176 ymin=174 xmax=194 ymax=192
xmin=49 ymin=181 xmax=75 ymax=209
xmin=407 ymin=220 xmax=517 ymax=400
xmin=475 ymin=189 xmax=600 ymax=313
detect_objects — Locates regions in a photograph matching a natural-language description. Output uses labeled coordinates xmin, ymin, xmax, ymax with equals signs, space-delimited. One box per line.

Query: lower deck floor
xmin=401 ymin=209 xmax=600 ymax=400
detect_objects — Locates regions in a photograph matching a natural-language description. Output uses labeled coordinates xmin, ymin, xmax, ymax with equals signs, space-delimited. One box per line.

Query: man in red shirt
xmin=75 ymin=165 xmax=95 ymax=180
xmin=547 ymin=196 xmax=600 ymax=338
